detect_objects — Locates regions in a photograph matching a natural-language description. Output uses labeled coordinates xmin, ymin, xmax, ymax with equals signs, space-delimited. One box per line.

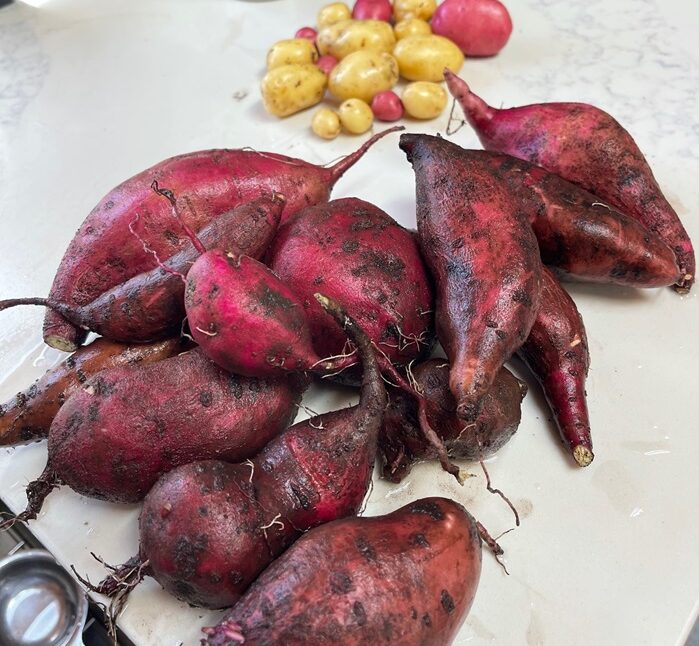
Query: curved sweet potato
xmin=267 ymin=197 xmax=435 ymax=378
xmin=1 ymin=349 xmax=305 ymax=529
xmin=380 ymin=359 xmax=526 ymax=482
xmin=0 ymin=337 xmax=185 ymax=447
xmin=43 ymin=128 xmax=401 ymax=352
xmin=400 ymin=133 xmax=542 ymax=422
xmin=444 ymin=70 xmax=695 ymax=293
xmin=518 ymin=268 xmax=593 ymax=466
xmin=203 ymin=497 xmax=482 ymax=646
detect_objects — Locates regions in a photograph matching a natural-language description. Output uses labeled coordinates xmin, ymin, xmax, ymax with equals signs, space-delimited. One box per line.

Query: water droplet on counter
xmin=630 ymin=507 xmax=644 ymax=518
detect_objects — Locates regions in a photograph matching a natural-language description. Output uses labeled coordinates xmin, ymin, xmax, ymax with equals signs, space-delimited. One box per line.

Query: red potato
xmin=444 ymin=70 xmax=695 ymax=292
xmin=0 ymin=337 xmax=185 ymax=447
xmin=400 ymin=133 xmax=543 ymax=422
xmin=380 ymin=359 xmax=526 ymax=482
xmin=295 ymin=26 xmax=318 ymax=42
xmin=42 ymin=128 xmax=402 ymax=352
xmin=0 ymin=349 xmax=305 ymax=529
xmin=267 ymin=198 xmax=434 ymax=378
xmin=94 ymin=295 xmax=386 ymax=609
xmin=352 ymin=0 xmax=392 ymax=21
xmin=317 ymin=54 xmax=339 ymax=75
xmin=202 ymin=497 xmax=482 ymax=646
xmin=454 ymin=150 xmax=681 ymax=288
xmin=518 ymin=268 xmax=593 ymax=467
xmin=371 ymin=90 xmax=405 ymax=122
xmin=432 ymin=0 xmax=513 ymax=56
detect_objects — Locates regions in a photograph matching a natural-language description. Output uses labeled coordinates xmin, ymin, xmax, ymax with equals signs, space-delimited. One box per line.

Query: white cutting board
xmin=0 ymin=1 xmax=698 ymax=645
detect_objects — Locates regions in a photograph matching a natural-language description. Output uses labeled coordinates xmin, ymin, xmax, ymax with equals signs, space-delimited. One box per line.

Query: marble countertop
xmin=0 ymin=1 xmax=697 ymax=645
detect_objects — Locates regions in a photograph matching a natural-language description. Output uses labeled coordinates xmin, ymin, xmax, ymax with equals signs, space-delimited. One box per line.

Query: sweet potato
xmin=453 ymin=150 xmax=681 ymax=288
xmin=0 ymin=349 xmax=305 ymax=529
xmin=0 ymin=337 xmax=185 ymax=447
xmin=518 ymin=268 xmax=593 ymax=466
xmin=380 ymin=359 xmax=526 ymax=482
xmin=444 ymin=70 xmax=695 ymax=292
xmin=267 ymin=197 xmax=435 ymax=380
xmin=400 ymin=133 xmax=542 ymax=422
xmin=94 ymin=295 xmax=386 ymax=609
xmin=202 ymin=497 xmax=482 ymax=645
xmin=42 ymin=128 xmax=402 ymax=352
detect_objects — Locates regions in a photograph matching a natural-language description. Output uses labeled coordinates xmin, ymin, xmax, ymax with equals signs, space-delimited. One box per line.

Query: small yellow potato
xmin=394 ymin=18 xmax=432 ymax=40
xmin=317 ymin=2 xmax=351 ymax=28
xmin=266 ymin=39 xmax=318 ymax=70
xmin=311 ymin=108 xmax=342 ymax=139
xmin=329 ymin=50 xmax=399 ymax=103
xmin=338 ymin=98 xmax=374 ymax=134
xmin=317 ymin=19 xmax=354 ymax=56
xmin=402 ymin=81 xmax=447 ymax=119
xmin=393 ymin=34 xmax=464 ymax=82
xmin=260 ymin=64 xmax=327 ymax=117
xmin=326 ymin=20 xmax=396 ymax=59
xmin=393 ymin=0 xmax=437 ymax=22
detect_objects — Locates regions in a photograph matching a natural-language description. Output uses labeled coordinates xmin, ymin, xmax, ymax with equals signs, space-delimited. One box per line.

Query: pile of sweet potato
xmin=0 ymin=67 xmax=692 ymax=645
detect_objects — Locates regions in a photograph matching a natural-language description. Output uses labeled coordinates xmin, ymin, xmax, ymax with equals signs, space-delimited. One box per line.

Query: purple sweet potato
xmin=0 ymin=349 xmax=305 ymax=529
xmin=0 ymin=337 xmax=185 ymax=447
xmin=455 ymin=151 xmax=681 ymax=288
xmin=202 ymin=497 xmax=482 ymax=646
xmin=42 ymin=128 xmax=402 ymax=352
xmin=518 ymin=268 xmax=593 ymax=466
xmin=380 ymin=359 xmax=527 ymax=482
xmin=267 ymin=197 xmax=435 ymax=379
xmin=400 ymin=133 xmax=543 ymax=422
xmin=444 ymin=70 xmax=695 ymax=292
xmin=94 ymin=295 xmax=386 ymax=609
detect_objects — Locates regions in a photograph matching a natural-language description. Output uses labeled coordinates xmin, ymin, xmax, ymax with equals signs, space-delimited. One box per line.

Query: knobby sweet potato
xmin=0 ymin=337 xmax=185 ymax=447
xmin=444 ymin=70 xmax=695 ymax=292
xmin=42 ymin=128 xmax=402 ymax=351
xmin=203 ymin=497 xmax=482 ymax=646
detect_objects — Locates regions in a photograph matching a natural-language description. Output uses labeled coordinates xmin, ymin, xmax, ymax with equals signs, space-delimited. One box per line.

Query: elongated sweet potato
xmin=518 ymin=268 xmax=593 ymax=466
xmin=94 ymin=295 xmax=386 ymax=609
xmin=0 ymin=337 xmax=185 ymax=447
xmin=267 ymin=197 xmax=435 ymax=379
xmin=456 ymin=151 xmax=681 ymax=288
xmin=43 ymin=128 xmax=402 ymax=352
xmin=0 ymin=349 xmax=305 ymax=530
xmin=380 ymin=359 xmax=526 ymax=482
xmin=444 ymin=70 xmax=695 ymax=292
xmin=202 ymin=497 xmax=482 ymax=645
xmin=400 ymin=133 xmax=542 ymax=422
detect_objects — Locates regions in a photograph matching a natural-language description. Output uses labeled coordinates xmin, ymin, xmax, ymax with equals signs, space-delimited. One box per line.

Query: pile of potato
xmin=260 ymin=0 xmax=475 ymax=138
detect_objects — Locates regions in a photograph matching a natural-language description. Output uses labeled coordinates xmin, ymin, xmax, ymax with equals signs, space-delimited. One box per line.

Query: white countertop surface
xmin=1 ymin=1 xmax=698 ymax=645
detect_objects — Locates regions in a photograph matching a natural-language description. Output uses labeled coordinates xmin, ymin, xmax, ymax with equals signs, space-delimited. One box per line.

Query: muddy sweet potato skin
xmin=63 ymin=195 xmax=283 ymax=343
xmin=444 ymin=70 xmax=695 ymax=292
xmin=0 ymin=338 xmax=185 ymax=447
xmin=267 ymin=198 xmax=435 ymax=371
xmin=46 ymin=348 xmax=304 ymax=502
xmin=185 ymin=252 xmax=321 ymax=376
xmin=204 ymin=497 xmax=481 ymax=646
xmin=518 ymin=268 xmax=593 ymax=466
xmin=44 ymin=131 xmax=400 ymax=352
xmin=380 ymin=359 xmax=526 ymax=482
xmin=400 ymin=133 xmax=542 ymax=421
xmin=463 ymin=151 xmax=681 ymax=288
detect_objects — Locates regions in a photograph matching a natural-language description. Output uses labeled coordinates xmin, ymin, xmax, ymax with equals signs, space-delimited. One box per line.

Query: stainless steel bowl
xmin=0 ymin=550 xmax=87 ymax=646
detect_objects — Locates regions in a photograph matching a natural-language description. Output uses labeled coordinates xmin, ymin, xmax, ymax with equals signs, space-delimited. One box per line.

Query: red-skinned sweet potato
xmin=444 ymin=70 xmax=695 ymax=292
xmin=452 ymin=150 xmax=681 ymax=288
xmin=0 ymin=337 xmax=185 ymax=447
xmin=0 ymin=349 xmax=305 ymax=530
xmin=202 ymin=497 xmax=482 ymax=646
xmin=93 ymin=295 xmax=386 ymax=609
xmin=42 ymin=128 xmax=402 ymax=352
xmin=380 ymin=359 xmax=526 ymax=482
xmin=400 ymin=133 xmax=543 ymax=422
xmin=267 ymin=197 xmax=435 ymax=378
xmin=518 ymin=268 xmax=593 ymax=466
